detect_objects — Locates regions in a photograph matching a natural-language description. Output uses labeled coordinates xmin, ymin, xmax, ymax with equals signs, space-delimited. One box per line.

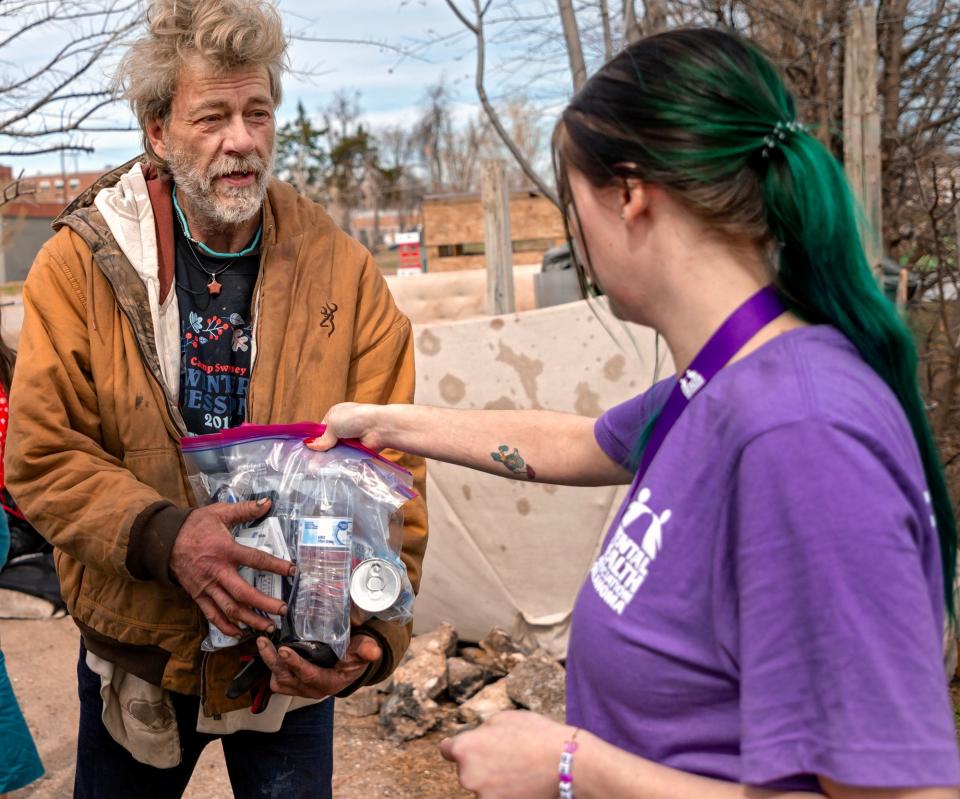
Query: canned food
xmin=350 ymin=558 xmax=402 ymax=613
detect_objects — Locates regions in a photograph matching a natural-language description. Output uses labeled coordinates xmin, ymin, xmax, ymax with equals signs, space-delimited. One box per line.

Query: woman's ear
xmin=619 ymin=177 xmax=650 ymax=225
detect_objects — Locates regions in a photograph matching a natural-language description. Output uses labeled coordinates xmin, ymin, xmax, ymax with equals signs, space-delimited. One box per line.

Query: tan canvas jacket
xmin=5 ymin=159 xmax=427 ymax=714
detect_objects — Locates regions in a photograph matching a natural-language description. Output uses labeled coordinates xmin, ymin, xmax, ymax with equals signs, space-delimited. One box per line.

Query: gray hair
xmin=115 ymin=0 xmax=288 ymax=173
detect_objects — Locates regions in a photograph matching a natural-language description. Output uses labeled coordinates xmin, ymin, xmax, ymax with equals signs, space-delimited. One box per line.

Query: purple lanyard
xmin=636 ymin=285 xmax=785 ymax=482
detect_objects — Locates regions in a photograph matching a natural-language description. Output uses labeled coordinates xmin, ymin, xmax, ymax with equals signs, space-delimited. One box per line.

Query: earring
xmin=619 ymin=209 xmax=626 ymax=221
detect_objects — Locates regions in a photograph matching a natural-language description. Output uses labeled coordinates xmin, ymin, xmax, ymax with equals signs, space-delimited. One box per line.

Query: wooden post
xmin=844 ymin=4 xmax=884 ymax=280
xmin=481 ymin=159 xmax=516 ymax=316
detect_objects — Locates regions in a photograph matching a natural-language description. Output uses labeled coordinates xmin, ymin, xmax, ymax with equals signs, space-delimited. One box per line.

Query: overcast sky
xmin=3 ymin=0 xmax=569 ymax=177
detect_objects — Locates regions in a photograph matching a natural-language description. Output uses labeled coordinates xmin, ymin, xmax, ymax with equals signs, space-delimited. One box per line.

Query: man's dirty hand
xmin=256 ymin=633 xmax=381 ymax=699
xmin=170 ymin=498 xmax=294 ymax=637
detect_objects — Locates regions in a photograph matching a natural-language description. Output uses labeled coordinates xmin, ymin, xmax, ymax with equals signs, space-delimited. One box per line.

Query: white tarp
xmin=408 ymin=298 xmax=667 ymax=654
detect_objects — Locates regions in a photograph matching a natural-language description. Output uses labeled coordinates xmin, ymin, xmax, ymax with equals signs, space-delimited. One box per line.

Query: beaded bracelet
xmin=558 ymin=727 xmax=581 ymax=799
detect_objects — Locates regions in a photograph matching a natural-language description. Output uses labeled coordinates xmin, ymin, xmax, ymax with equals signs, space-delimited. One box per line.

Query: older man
xmin=5 ymin=1 xmax=426 ymax=797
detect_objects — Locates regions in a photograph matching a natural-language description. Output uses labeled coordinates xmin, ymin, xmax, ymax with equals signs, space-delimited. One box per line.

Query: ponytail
xmin=765 ymin=132 xmax=957 ymax=616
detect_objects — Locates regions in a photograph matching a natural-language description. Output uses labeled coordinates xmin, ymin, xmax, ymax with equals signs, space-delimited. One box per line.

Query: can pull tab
xmin=366 ymin=564 xmax=385 ymax=593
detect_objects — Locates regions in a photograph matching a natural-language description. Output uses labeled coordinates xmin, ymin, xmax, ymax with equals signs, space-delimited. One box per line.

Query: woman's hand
xmin=440 ymin=710 xmax=573 ymax=799
xmin=307 ymin=402 xmax=383 ymax=452
xmin=439 ymin=712 xmax=955 ymax=799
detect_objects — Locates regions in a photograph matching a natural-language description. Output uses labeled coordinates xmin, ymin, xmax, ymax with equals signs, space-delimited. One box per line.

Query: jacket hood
xmin=53 ymin=156 xmax=145 ymax=229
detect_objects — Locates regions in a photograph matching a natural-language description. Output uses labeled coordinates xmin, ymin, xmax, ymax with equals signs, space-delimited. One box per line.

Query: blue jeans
xmin=74 ymin=644 xmax=334 ymax=799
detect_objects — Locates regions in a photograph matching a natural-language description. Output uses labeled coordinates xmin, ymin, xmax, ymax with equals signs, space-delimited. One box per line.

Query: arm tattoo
xmin=491 ymin=444 xmax=537 ymax=480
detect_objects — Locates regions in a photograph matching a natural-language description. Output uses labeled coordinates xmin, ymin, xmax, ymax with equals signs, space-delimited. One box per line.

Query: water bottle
xmin=289 ymin=468 xmax=354 ymax=661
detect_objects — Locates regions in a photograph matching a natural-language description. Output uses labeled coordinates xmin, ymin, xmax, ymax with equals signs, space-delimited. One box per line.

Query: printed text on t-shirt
xmin=590 ymin=487 xmax=672 ymax=615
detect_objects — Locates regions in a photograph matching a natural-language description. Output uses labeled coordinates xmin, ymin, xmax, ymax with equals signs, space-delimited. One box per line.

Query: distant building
xmin=422 ymin=190 xmax=565 ymax=272
xmin=349 ymin=208 xmax=421 ymax=250
xmin=0 ymin=165 xmax=103 ymax=283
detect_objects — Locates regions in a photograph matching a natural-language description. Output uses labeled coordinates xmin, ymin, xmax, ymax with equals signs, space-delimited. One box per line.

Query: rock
xmin=459 ymin=646 xmax=508 ymax=678
xmin=392 ymin=649 xmax=447 ymax=700
xmin=478 ymin=627 xmax=533 ymax=672
xmin=379 ymin=683 xmax=441 ymax=742
xmin=338 ymin=685 xmax=382 ymax=718
xmin=435 ymin=703 xmax=467 ymax=735
xmin=407 ymin=622 xmax=458 ymax=660
xmin=458 ymin=678 xmax=515 ymax=726
xmin=446 ymin=657 xmax=486 ymax=704
xmin=506 ymin=654 xmax=566 ymax=721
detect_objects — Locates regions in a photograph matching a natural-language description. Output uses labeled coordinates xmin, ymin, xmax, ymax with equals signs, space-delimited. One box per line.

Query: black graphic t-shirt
xmin=174 ymin=220 xmax=259 ymax=435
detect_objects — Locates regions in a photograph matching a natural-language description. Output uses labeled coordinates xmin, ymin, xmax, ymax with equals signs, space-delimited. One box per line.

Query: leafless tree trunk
xmin=624 ymin=1 xmax=642 ymax=45
xmin=558 ymin=0 xmax=588 ymax=93
xmin=644 ymin=0 xmax=668 ymax=33
xmin=599 ymin=0 xmax=615 ymax=60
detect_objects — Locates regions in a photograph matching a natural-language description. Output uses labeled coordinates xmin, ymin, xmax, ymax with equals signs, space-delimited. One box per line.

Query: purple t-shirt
xmin=568 ymin=325 xmax=960 ymax=790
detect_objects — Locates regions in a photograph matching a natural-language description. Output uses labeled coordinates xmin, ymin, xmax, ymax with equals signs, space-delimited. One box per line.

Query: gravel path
xmin=1 ymin=616 xmax=470 ymax=798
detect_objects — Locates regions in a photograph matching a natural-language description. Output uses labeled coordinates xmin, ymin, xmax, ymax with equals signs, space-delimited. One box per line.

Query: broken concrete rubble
xmin=374 ymin=624 xmax=566 ymax=741
xmin=406 ymin=621 xmax=458 ymax=659
xmin=392 ymin=648 xmax=448 ymax=700
xmin=458 ymin=678 xmax=515 ymax=726
xmin=338 ymin=685 xmax=383 ymax=718
xmin=478 ymin=627 xmax=534 ymax=672
xmin=446 ymin=657 xmax=486 ymax=704
xmin=378 ymin=684 xmax=441 ymax=742
xmin=506 ymin=653 xmax=566 ymax=721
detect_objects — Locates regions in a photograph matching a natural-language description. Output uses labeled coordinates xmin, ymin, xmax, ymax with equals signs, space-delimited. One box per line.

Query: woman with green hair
xmin=300 ymin=28 xmax=959 ymax=798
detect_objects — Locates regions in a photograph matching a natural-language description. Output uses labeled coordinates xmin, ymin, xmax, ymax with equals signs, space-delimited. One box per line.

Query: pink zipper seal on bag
xmin=179 ymin=421 xmax=417 ymax=498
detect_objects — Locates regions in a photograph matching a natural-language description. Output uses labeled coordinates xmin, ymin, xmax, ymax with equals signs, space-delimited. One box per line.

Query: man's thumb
xmin=219 ymin=497 xmax=271 ymax=525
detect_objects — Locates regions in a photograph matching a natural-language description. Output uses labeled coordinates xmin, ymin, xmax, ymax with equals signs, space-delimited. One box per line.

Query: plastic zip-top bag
xmin=180 ymin=423 xmax=416 ymax=664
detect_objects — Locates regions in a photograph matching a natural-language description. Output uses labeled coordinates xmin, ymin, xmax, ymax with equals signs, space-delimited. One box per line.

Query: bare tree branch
xmin=0 ymin=1 xmax=143 ymax=157
xmin=557 ymin=0 xmax=587 ymax=92
xmin=445 ymin=0 xmax=479 ymax=34
xmin=0 ymin=171 xmax=34 ymax=210
xmin=0 ymin=144 xmax=95 ymax=156
xmin=444 ymin=0 xmax=560 ymax=205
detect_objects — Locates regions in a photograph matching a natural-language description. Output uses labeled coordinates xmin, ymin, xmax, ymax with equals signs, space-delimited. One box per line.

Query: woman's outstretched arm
xmin=310 ymin=403 xmax=634 ymax=487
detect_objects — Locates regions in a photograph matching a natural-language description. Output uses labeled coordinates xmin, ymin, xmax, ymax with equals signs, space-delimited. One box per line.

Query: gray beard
xmin=166 ymin=145 xmax=274 ymax=229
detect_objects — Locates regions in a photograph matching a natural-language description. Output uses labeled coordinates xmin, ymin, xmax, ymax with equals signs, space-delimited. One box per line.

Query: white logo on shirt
xmin=679 ymin=369 xmax=705 ymax=399
xmin=590 ymin=487 xmax=672 ymax=615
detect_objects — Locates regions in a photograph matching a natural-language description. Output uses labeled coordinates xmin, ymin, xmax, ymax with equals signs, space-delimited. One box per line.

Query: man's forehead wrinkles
xmin=186 ymin=93 xmax=273 ymax=114
xmin=190 ymin=77 xmax=270 ymax=92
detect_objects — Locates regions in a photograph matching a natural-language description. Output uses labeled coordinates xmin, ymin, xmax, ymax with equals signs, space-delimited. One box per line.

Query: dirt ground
xmin=1 ymin=617 xmax=471 ymax=799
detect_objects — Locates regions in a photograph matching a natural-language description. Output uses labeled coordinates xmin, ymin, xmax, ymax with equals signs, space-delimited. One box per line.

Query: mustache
xmin=207 ymin=153 xmax=268 ymax=182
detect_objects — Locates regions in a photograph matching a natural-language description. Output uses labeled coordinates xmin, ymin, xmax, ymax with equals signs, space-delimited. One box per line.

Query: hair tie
xmin=760 ymin=120 xmax=806 ymax=159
